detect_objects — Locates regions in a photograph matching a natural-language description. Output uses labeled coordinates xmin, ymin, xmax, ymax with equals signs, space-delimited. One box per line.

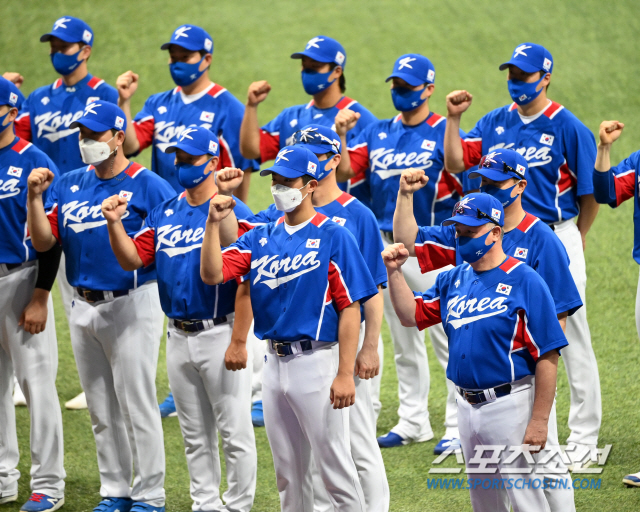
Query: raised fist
xmin=2 ymin=72 xmax=24 ymax=88
xmin=400 ymin=169 xmax=429 ymax=194
xmin=382 ymin=243 xmax=410 ymax=270
xmin=216 ymin=167 xmax=244 ymax=196
xmin=446 ymin=90 xmax=473 ymax=117
xmin=208 ymin=194 xmax=236 ymax=223
xmin=27 ymin=168 xmax=55 ymax=196
xmin=598 ymin=120 xmax=625 ymax=146
xmin=116 ymin=71 xmax=139 ymax=102
xmin=334 ymin=109 xmax=361 ymax=136
xmin=247 ymin=80 xmax=271 ymax=107
xmin=101 ymin=195 xmax=129 ymax=223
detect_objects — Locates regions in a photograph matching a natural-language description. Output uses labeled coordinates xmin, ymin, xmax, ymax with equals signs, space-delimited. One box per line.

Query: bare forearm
xmin=393 ymin=191 xmax=419 ymax=255
xmin=557 ymin=312 xmax=568 ymax=333
xmin=444 ymin=115 xmax=466 ymax=173
xmin=387 ymin=268 xmax=417 ymax=327
xmin=362 ymin=289 xmax=383 ymax=350
xmin=231 ymin=281 xmax=253 ymax=344
xmin=218 ymin=210 xmax=239 ymax=247
xmin=336 ymin=135 xmax=355 ymax=182
xmin=106 ymin=220 xmax=143 ymax=271
xmin=595 ymin=143 xmax=611 ymax=173
xmin=531 ymin=351 xmax=559 ymax=423
xmin=577 ymin=194 xmax=599 ymax=236
xmin=337 ymin=303 xmax=361 ymax=376
xmin=118 ymin=99 xmax=140 ymax=155
xmin=27 ymin=194 xmax=56 ymax=252
xmin=201 ymin=220 xmax=224 ymax=284
xmin=239 ymin=105 xmax=261 ymax=160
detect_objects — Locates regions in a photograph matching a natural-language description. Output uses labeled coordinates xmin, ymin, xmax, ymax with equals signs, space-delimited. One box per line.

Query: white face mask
xmin=79 ymin=136 xmax=116 ymax=166
xmin=271 ymin=183 xmax=309 ymax=212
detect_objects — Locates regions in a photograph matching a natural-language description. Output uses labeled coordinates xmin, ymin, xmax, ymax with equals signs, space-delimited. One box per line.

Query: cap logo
xmin=9 ymin=92 xmax=18 ymax=105
xmin=179 ymin=127 xmax=197 ymax=141
xmin=513 ymin=44 xmax=532 ymax=58
xmin=276 ymin=148 xmax=294 ymax=163
xmin=307 ymin=161 xmax=317 ymax=174
xmin=543 ymin=58 xmax=552 ymax=71
xmin=481 ymin=151 xmax=500 ymax=167
xmin=398 ymin=56 xmax=416 ymax=70
xmin=298 ymin=127 xmax=318 ymax=142
xmin=491 ymin=208 xmax=501 ymax=220
xmin=115 ymin=116 xmax=124 ymax=129
xmin=208 ymin=141 xmax=218 ymax=153
xmin=335 ymin=51 xmax=345 ymax=65
xmin=53 ymin=17 xmax=71 ymax=31
xmin=516 ymin=164 xmax=526 ymax=175
xmin=174 ymin=26 xmax=191 ymax=39
xmin=427 ymin=69 xmax=435 ymax=82
xmin=84 ymin=102 xmax=101 ymax=116
xmin=82 ymin=30 xmax=92 ymax=43
xmin=306 ymin=37 xmax=324 ymax=49
xmin=454 ymin=196 xmax=475 ymax=215
xmin=204 ymin=38 xmax=213 ymax=52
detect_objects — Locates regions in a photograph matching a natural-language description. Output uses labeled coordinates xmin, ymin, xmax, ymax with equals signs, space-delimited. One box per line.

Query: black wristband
xmin=35 ymin=244 xmax=62 ymax=291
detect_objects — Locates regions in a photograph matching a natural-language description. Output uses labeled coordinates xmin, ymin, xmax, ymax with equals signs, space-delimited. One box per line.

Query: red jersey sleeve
xmin=132 ymin=228 xmax=156 ymax=267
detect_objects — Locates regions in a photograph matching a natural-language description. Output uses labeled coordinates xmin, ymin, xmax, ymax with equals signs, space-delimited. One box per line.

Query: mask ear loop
xmin=107 ymin=134 xmax=125 ymax=181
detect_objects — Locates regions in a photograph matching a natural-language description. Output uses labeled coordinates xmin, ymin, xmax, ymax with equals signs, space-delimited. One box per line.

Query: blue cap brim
xmin=469 ymin=169 xmax=517 ymax=181
xmin=69 ymin=118 xmax=112 ymax=132
xmin=164 ymin=142 xmax=208 ymax=155
xmin=161 ymin=42 xmax=205 ymax=52
xmin=295 ymin=142 xmax=338 ymax=155
xmin=442 ymin=215 xmax=491 ymax=227
xmin=498 ymin=60 xmax=541 ymax=73
xmin=259 ymin=166 xmax=308 ymax=178
xmin=290 ymin=49 xmax=334 ymax=63
xmin=385 ymin=72 xmax=427 ymax=87
xmin=40 ymin=31 xmax=85 ymax=44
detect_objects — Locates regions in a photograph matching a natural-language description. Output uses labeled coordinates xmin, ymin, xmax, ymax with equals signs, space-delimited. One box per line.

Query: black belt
xmin=173 ymin=317 xmax=228 ymax=333
xmin=458 ymin=383 xmax=512 ymax=405
xmin=76 ymin=287 xmax=129 ymax=303
xmin=547 ymin=224 xmax=556 ymax=231
xmin=4 ymin=263 xmax=23 ymax=271
xmin=270 ymin=339 xmax=313 ymax=357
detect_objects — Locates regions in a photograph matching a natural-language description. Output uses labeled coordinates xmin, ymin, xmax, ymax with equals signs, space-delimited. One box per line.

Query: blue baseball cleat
xmin=377 ymin=431 xmax=408 ymax=448
xmin=93 ymin=497 xmax=133 ymax=512
xmin=130 ymin=503 xmax=165 ymax=512
xmin=623 ymin=471 xmax=640 ymax=487
xmin=434 ymin=437 xmax=461 ymax=455
xmin=158 ymin=392 xmax=177 ymax=418
xmin=252 ymin=400 xmax=265 ymax=427
xmin=20 ymin=494 xmax=64 ymax=512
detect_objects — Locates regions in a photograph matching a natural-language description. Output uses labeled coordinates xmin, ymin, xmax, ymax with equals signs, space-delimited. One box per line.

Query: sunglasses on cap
xmin=453 ymin=202 xmax=501 ymax=226
xmin=479 ymin=154 xmax=525 ymax=180
xmin=292 ymin=128 xmax=339 ymax=153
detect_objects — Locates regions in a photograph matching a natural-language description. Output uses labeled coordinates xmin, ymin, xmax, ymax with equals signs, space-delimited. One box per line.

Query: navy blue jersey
xmin=44 ymin=162 xmax=175 ymax=290
xmin=133 ymin=83 xmax=259 ymax=192
xmin=0 ymin=137 xmax=59 ymax=264
xmin=414 ymin=256 xmax=568 ymax=389
xmin=461 ymin=101 xmax=597 ymax=224
xmin=15 ymin=75 xmax=118 ymax=174
xmin=415 ymin=212 xmax=582 ymax=315
xmin=221 ymin=212 xmax=378 ymax=342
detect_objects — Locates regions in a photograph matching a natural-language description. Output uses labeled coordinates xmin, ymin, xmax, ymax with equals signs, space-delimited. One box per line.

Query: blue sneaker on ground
xmin=433 ymin=437 xmax=461 ymax=455
xmin=20 ymin=494 xmax=64 ymax=512
xmin=159 ymin=392 xmax=177 ymax=418
xmin=130 ymin=503 xmax=165 ymax=512
xmin=93 ymin=497 xmax=133 ymax=512
xmin=623 ymin=471 xmax=640 ymax=487
xmin=252 ymin=400 xmax=264 ymax=427
xmin=377 ymin=432 xmax=408 ymax=448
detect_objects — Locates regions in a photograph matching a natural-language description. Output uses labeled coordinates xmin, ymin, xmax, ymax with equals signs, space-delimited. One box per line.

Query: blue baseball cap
xmin=292 ymin=124 xmax=341 ymax=155
xmin=499 ymin=43 xmax=553 ymax=74
xmin=40 ymin=16 xmax=93 ymax=46
xmin=291 ymin=36 xmax=346 ymax=68
xmin=260 ymin=146 xmax=321 ymax=179
xmin=442 ymin=193 xmax=504 ymax=227
xmin=0 ymin=77 xmax=21 ymax=108
xmin=70 ymin=102 xmax=127 ymax=132
xmin=469 ymin=149 xmax=528 ymax=181
xmin=161 ymin=25 xmax=213 ymax=53
xmin=386 ymin=54 xmax=435 ymax=86
xmin=164 ymin=126 xmax=220 ymax=156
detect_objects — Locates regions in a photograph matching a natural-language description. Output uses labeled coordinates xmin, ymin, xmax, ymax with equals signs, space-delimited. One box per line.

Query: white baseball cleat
xmin=65 ymin=391 xmax=88 ymax=410
xmin=0 ymin=493 xmax=18 ymax=504
xmin=13 ymin=381 xmax=27 ymax=407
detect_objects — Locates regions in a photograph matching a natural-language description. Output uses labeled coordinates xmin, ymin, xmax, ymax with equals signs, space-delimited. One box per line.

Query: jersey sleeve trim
xmin=415 ymin=240 xmax=456 ymax=273
xmin=336 ymin=192 xmax=355 ymax=207
xmin=87 ymin=76 xmax=105 ymax=90
xmin=218 ymin=135 xmax=236 ymax=168
xmin=499 ymin=256 xmax=523 ymax=274
xmin=132 ymin=227 xmax=156 ymax=267
xmin=328 ymin=260 xmax=354 ymax=311
xmin=462 ymin=138 xmax=483 ymax=169
xmin=335 ymin=96 xmax=357 ymax=110
xmin=347 ymin=142 xmax=369 ymax=174
xmin=310 ymin=213 xmax=329 ymax=227
xmin=11 ymin=138 xmax=32 ymax=154
xmin=544 ymin=101 xmax=564 ymax=120
xmin=207 ymin=83 xmax=227 ymax=98
xmin=46 ymin=204 xmax=60 ymax=242
xmin=414 ymin=293 xmax=442 ymax=330
xmin=516 ymin=213 xmax=540 ymax=233
xmin=221 ymin=247 xmax=252 ymax=283
xmin=133 ymin=116 xmax=155 ymax=152
xmin=14 ymin=114 xmax=32 ymax=141
xmin=125 ymin=162 xmax=146 ymax=179
xmin=259 ymin=130 xmax=281 ymax=162
xmin=613 ymin=168 xmax=635 ymax=206
xmin=426 ymin=112 xmax=445 ymax=127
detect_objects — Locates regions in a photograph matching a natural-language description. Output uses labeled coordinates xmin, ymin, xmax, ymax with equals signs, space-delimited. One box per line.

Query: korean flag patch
xmin=427 ymin=69 xmax=435 ymax=82
xmin=307 ymin=161 xmax=317 ymax=175
xmin=119 ymin=190 xmax=133 ymax=201
xmin=332 ymin=216 xmax=346 ymax=226
xmin=200 ymin=111 xmax=214 ymax=123
xmin=306 ymin=239 xmax=320 ymax=249
xmin=7 ymin=166 xmax=22 ymax=177
xmin=421 ymin=140 xmax=436 ymax=151
xmin=496 ymin=283 xmax=512 ymax=296
xmin=9 ymin=92 xmax=18 ymax=105
xmin=514 ymin=247 xmax=528 ymax=259
xmin=491 ymin=208 xmax=501 ymax=221
xmin=540 ymin=133 xmax=554 ymax=146
xmin=115 ymin=116 xmax=124 ymax=129
xmin=209 ymin=141 xmax=219 ymax=154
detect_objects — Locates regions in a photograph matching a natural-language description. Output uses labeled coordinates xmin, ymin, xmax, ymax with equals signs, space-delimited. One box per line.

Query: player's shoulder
xmin=149 ymin=194 xmax=180 ymax=220
xmin=336 ymin=192 xmax=374 ymax=217
xmin=9 ymin=137 xmax=38 ymax=157
xmin=26 ymin=80 xmax=59 ymax=101
xmin=425 ymin=111 xmax=447 ymax=130
xmin=498 ymin=255 xmax=541 ymax=282
xmin=543 ymin=101 xmax=588 ymax=130
xmin=203 ymin=82 xmax=234 ymax=101
xmin=56 ymin=165 xmax=94 ymax=186
xmin=86 ymin=76 xmax=116 ymax=95
xmin=145 ymin=88 xmax=178 ymax=105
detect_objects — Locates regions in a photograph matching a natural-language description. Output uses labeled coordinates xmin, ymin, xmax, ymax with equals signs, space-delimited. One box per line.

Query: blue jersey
xmin=415 ymin=212 xmax=582 ymax=316
xmin=461 ymin=101 xmax=597 ymax=224
xmin=133 ymin=83 xmax=258 ymax=192
xmin=221 ymin=212 xmax=378 ymax=342
xmin=593 ymin=150 xmax=640 ymax=264
xmin=414 ymin=256 xmax=568 ymax=390
xmin=347 ymin=112 xmax=473 ymax=231
xmin=15 ymin=75 xmax=118 ymax=174
xmin=44 ymin=162 xmax=175 ymax=290
xmin=0 ymin=137 xmax=59 ymax=264
xmin=260 ymin=97 xmax=377 ymax=207
xmin=132 ymin=192 xmax=253 ymax=319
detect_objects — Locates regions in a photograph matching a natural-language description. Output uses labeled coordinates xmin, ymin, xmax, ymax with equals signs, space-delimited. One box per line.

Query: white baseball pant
xmin=56 ymin=252 xmax=73 ymax=321
xmin=381 ymin=233 xmax=458 ymax=440
xmin=0 ymin=263 xmax=65 ymax=498
xmin=167 ymin=316 xmax=257 ymax=512
xmin=311 ymin=323 xmax=390 ymax=512
xmin=263 ymin=342 xmax=366 ymax=512
xmin=553 ymin=220 xmax=601 ymax=446
xmin=69 ymin=282 xmax=165 ymax=506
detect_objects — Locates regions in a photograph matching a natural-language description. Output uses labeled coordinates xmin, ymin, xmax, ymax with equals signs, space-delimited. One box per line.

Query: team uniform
xmin=460 ymin=99 xmax=601 ymax=446
xmin=414 ymin=256 xmax=568 ymax=512
xmin=44 ymin=162 xmax=174 ymax=507
xmin=130 ymin=192 xmax=257 ymax=512
xmin=260 ymin=98 xmax=377 ymax=206
xmin=347 ymin=111 xmax=466 ymax=442
xmin=221 ymin=210 xmax=378 ymax=512
xmin=132 ymin=83 xmax=258 ymax=192
xmin=0 ymin=137 xmax=65 ymax=503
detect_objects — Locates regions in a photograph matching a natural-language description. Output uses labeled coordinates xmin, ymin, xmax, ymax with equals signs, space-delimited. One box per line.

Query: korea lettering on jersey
xmin=0 ymin=137 xmax=59 ymax=264
xmin=461 ymin=101 xmax=597 ymax=224
xmin=132 ymin=83 xmax=258 ymax=192
xmin=15 ymin=75 xmax=118 ymax=174
xmin=414 ymin=213 xmax=583 ymax=315
xmin=220 ymin=212 xmax=378 ymax=342
xmin=259 ymin=97 xmax=378 ymax=206
xmin=347 ymin=112 xmax=468 ymax=231
xmin=44 ymin=162 xmax=175 ymax=291
xmin=131 ymin=192 xmax=253 ymax=319
xmin=414 ymin=256 xmax=568 ymax=390
xmin=592 ymin=150 xmax=640 ymax=264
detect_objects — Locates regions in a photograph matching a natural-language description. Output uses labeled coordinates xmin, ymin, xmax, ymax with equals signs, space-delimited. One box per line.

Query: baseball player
xmin=384 ymin=193 xmax=568 ymax=512
xmin=26 ymin=102 xmax=175 ymax=512
xmin=443 ymin=43 xmax=601 ymax=460
xmin=101 ymin=126 xmax=257 ymax=511
xmin=0 ymin=77 xmax=66 ymax=512
xmin=116 ymin=24 xmax=258 ymax=196
xmin=336 ymin=53 xmax=468 ymax=452
xmin=201 ymin=145 xmax=378 ymax=512
xmin=394 ymin=149 xmax=579 ymax=510
xmin=591 ymin=120 xmax=640 ymax=487
xmin=239 ymin=35 xmax=377 ymax=207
